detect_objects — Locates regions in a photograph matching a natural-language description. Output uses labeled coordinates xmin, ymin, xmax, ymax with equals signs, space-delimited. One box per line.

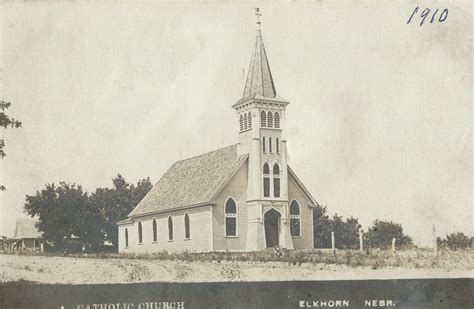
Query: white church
xmin=117 ymin=15 xmax=319 ymax=253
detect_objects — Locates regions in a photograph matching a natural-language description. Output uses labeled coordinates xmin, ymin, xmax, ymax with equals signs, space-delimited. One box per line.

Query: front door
xmin=264 ymin=208 xmax=280 ymax=247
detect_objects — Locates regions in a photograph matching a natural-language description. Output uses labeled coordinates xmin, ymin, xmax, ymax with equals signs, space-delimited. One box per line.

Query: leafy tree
xmin=313 ymin=206 xmax=361 ymax=249
xmin=1 ymin=100 xmax=22 ymax=190
xmin=91 ymin=174 xmax=152 ymax=247
xmin=24 ymin=182 xmax=103 ymax=251
xmin=331 ymin=215 xmax=361 ymax=249
xmin=313 ymin=205 xmax=331 ymax=248
xmin=366 ymin=220 xmax=412 ymax=249
xmin=437 ymin=232 xmax=471 ymax=250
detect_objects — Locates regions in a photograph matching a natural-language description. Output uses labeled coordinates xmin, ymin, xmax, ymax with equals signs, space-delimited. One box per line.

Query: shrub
xmin=366 ymin=220 xmax=412 ymax=249
xmin=437 ymin=233 xmax=472 ymax=250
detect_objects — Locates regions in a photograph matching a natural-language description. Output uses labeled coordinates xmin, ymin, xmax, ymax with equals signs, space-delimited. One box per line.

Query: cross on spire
xmin=255 ymin=8 xmax=262 ymax=30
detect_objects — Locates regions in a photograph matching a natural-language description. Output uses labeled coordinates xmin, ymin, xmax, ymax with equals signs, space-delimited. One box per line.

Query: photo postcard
xmin=0 ymin=1 xmax=472 ymax=308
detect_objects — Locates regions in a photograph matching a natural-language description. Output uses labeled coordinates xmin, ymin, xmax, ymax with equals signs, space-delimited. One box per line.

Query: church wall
xmin=212 ymin=161 xmax=249 ymax=251
xmin=288 ymin=172 xmax=314 ymax=250
xmin=118 ymin=205 xmax=213 ymax=253
xmin=238 ymin=128 xmax=253 ymax=155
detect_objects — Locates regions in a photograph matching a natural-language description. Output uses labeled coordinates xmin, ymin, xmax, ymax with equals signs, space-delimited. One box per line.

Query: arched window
xmin=290 ymin=200 xmax=301 ymax=236
xmin=273 ymin=164 xmax=280 ymax=198
xmin=138 ymin=221 xmax=143 ymax=244
xmin=243 ymin=113 xmax=248 ymax=130
xmin=225 ymin=198 xmax=237 ymax=236
xmin=276 ymin=138 xmax=280 ymax=154
xmin=125 ymin=228 xmax=129 ymax=247
xmin=239 ymin=115 xmax=243 ymax=131
xmin=263 ymin=163 xmax=270 ymax=174
xmin=267 ymin=111 xmax=273 ymax=128
xmin=261 ymin=111 xmax=266 ymax=127
xmin=168 ymin=216 xmax=173 ymax=241
xmin=152 ymin=219 xmax=157 ymax=242
xmin=274 ymin=112 xmax=280 ymax=128
xmin=248 ymin=111 xmax=252 ymax=128
xmin=263 ymin=163 xmax=270 ymax=197
xmin=269 ymin=137 xmax=272 ymax=153
xmin=262 ymin=136 xmax=266 ymax=152
xmin=184 ymin=213 xmax=190 ymax=239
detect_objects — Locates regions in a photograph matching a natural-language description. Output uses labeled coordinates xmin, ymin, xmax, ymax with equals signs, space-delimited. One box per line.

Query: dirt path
xmin=0 ymin=254 xmax=471 ymax=284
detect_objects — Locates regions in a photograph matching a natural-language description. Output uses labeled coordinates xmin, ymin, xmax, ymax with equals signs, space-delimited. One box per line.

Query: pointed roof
xmin=242 ymin=30 xmax=277 ymax=100
xmin=11 ymin=218 xmax=42 ymax=239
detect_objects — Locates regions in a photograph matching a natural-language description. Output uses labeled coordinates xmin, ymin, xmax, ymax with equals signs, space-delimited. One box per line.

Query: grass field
xmin=1 ymin=249 xmax=472 ymax=284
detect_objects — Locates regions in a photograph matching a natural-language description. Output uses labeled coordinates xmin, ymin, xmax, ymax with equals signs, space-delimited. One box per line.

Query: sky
xmin=1 ymin=1 xmax=472 ymax=246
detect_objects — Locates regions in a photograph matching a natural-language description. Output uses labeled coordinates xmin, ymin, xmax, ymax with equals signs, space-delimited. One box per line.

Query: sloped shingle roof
xmin=129 ymin=144 xmax=248 ymax=217
xmin=242 ymin=31 xmax=276 ymax=100
xmin=12 ymin=218 xmax=42 ymax=239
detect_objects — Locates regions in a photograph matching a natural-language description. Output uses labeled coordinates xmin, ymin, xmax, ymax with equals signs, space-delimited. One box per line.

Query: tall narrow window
xmin=262 ymin=136 xmax=266 ymax=152
xmin=225 ymin=198 xmax=237 ymax=236
xmin=152 ymin=219 xmax=157 ymax=242
xmin=274 ymin=112 xmax=280 ymax=128
xmin=263 ymin=163 xmax=270 ymax=197
xmin=261 ymin=111 xmax=266 ymax=127
xmin=269 ymin=137 xmax=272 ymax=153
xmin=184 ymin=213 xmax=190 ymax=239
xmin=248 ymin=111 xmax=252 ymax=128
xmin=239 ymin=115 xmax=243 ymax=131
xmin=168 ymin=216 xmax=173 ymax=241
xmin=138 ymin=221 xmax=143 ymax=244
xmin=276 ymin=138 xmax=280 ymax=154
xmin=273 ymin=164 xmax=280 ymax=198
xmin=125 ymin=228 xmax=129 ymax=247
xmin=267 ymin=111 xmax=273 ymax=128
xmin=243 ymin=113 xmax=248 ymax=130
xmin=290 ymin=200 xmax=301 ymax=236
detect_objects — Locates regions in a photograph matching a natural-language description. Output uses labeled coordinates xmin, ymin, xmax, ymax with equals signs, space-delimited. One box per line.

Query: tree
xmin=24 ymin=182 xmax=104 ymax=251
xmin=313 ymin=205 xmax=332 ymax=248
xmin=23 ymin=175 xmax=152 ymax=252
xmin=1 ymin=100 xmax=22 ymax=190
xmin=313 ymin=206 xmax=361 ymax=249
xmin=331 ymin=215 xmax=361 ymax=249
xmin=366 ymin=220 xmax=412 ymax=249
xmin=91 ymin=174 xmax=152 ymax=247
xmin=437 ymin=232 xmax=471 ymax=250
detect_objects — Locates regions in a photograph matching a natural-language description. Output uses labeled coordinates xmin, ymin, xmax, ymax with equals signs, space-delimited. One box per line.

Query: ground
xmin=0 ymin=250 xmax=472 ymax=284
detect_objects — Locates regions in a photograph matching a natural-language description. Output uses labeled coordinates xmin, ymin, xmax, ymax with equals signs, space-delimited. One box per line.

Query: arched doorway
xmin=264 ymin=208 xmax=281 ymax=248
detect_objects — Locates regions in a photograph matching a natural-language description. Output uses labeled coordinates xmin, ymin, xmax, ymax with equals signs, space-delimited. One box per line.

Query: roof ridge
xmin=176 ymin=144 xmax=238 ymax=163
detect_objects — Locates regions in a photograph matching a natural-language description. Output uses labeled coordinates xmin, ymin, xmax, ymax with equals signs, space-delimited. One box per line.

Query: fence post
xmin=359 ymin=228 xmax=364 ymax=253
xmin=392 ymin=238 xmax=396 ymax=252
xmin=432 ymin=224 xmax=438 ymax=253
xmin=331 ymin=232 xmax=335 ymax=254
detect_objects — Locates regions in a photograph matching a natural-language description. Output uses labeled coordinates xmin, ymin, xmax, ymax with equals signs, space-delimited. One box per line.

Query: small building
xmin=117 ymin=17 xmax=320 ymax=253
xmin=10 ymin=218 xmax=43 ymax=252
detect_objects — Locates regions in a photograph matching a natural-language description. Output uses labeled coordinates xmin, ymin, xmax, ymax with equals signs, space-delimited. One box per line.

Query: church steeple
xmin=234 ymin=9 xmax=293 ymax=250
xmin=242 ymin=31 xmax=277 ymax=100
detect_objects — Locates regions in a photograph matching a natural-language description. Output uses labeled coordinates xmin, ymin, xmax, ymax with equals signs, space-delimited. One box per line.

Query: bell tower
xmin=233 ymin=9 xmax=293 ymax=250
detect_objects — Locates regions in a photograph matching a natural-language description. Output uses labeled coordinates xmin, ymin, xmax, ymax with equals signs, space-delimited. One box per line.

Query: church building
xmin=117 ymin=16 xmax=319 ymax=253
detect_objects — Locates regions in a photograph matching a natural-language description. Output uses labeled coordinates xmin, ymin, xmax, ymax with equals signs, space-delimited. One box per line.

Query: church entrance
xmin=264 ymin=208 xmax=280 ymax=248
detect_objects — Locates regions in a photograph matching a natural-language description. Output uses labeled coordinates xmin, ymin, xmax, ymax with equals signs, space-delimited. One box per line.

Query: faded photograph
xmin=0 ymin=0 xmax=472 ymax=289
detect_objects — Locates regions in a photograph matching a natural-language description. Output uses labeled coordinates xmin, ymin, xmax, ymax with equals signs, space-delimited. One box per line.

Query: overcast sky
xmin=1 ymin=1 xmax=472 ymax=246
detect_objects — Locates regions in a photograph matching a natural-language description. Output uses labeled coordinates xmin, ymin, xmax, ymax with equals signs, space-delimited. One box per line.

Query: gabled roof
xmin=242 ymin=31 xmax=277 ymax=101
xmin=128 ymin=145 xmax=248 ymax=217
xmin=288 ymin=166 xmax=319 ymax=207
xmin=12 ymin=218 xmax=42 ymax=239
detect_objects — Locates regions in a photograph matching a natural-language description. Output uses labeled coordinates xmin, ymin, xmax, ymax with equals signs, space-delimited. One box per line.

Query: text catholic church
xmin=117 ymin=16 xmax=320 ymax=253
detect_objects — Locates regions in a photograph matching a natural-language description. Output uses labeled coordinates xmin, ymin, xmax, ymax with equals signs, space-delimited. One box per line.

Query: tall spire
xmin=241 ymin=8 xmax=277 ymax=100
